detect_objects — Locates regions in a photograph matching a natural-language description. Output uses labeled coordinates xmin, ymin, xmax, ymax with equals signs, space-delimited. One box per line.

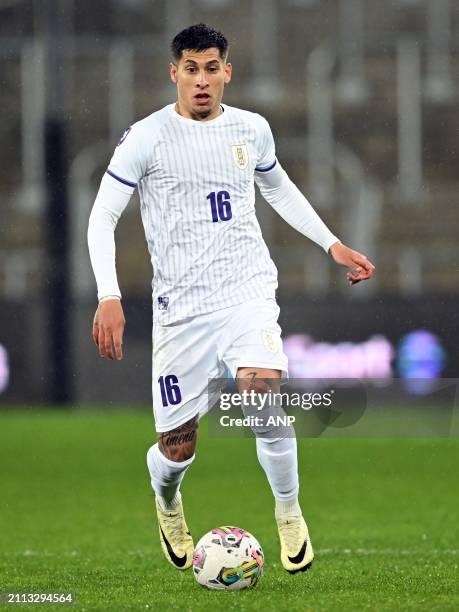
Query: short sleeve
xmin=255 ymin=115 xmax=277 ymax=173
xmin=106 ymin=124 xmax=148 ymax=189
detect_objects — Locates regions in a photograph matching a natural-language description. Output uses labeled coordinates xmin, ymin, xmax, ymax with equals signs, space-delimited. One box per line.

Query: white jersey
xmin=107 ymin=103 xmax=279 ymax=325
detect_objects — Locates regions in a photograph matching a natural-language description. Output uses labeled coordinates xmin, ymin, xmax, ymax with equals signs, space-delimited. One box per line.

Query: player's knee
xmin=157 ymin=415 xmax=198 ymax=462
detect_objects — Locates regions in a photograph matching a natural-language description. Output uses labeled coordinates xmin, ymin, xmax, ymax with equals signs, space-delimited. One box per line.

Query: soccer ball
xmin=192 ymin=526 xmax=264 ymax=590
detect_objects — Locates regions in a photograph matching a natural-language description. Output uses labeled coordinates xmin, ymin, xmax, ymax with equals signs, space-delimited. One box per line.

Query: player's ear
xmin=170 ymin=62 xmax=178 ymax=84
xmin=224 ymin=62 xmax=232 ymax=84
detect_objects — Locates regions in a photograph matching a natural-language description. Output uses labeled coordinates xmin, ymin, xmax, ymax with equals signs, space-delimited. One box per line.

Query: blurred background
xmin=0 ymin=0 xmax=458 ymax=406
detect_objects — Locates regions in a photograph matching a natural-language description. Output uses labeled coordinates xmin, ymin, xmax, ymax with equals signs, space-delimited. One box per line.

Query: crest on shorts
xmin=262 ymin=329 xmax=279 ymax=354
xmin=231 ymin=143 xmax=248 ymax=170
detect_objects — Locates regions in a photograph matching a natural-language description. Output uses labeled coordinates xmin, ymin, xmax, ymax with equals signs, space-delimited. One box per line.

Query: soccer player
xmin=87 ymin=24 xmax=375 ymax=574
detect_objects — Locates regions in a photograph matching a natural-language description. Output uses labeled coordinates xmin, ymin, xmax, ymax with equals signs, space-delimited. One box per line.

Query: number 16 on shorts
xmin=158 ymin=375 xmax=182 ymax=407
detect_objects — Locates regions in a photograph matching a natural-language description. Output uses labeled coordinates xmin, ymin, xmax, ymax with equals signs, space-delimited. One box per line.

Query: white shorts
xmin=152 ymin=297 xmax=288 ymax=433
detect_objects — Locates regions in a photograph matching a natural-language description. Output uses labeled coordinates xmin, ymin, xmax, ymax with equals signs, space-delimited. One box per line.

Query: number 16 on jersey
xmin=207 ymin=191 xmax=232 ymax=222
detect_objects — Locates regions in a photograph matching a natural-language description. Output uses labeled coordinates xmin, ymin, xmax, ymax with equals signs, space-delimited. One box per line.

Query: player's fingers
xmin=113 ymin=328 xmax=124 ymax=361
xmin=347 ymin=271 xmax=361 ymax=285
xmin=92 ymin=322 xmax=99 ymax=346
xmin=347 ymin=269 xmax=370 ymax=285
xmin=360 ymin=264 xmax=374 ymax=279
xmin=104 ymin=329 xmax=114 ymax=360
xmin=352 ymin=254 xmax=369 ymax=269
xmin=98 ymin=327 xmax=106 ymax=357
xmin=352 ymin=267 xmax=370 ymax=279
xmin=354 ymin=254 xmax=375 ymax=274
xmin=92 ymin=308 xmax=100 ymax=346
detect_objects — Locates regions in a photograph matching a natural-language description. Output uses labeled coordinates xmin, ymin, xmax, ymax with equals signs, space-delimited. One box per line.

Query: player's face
xmin=170 ymin=48 xmax=232 ymax=121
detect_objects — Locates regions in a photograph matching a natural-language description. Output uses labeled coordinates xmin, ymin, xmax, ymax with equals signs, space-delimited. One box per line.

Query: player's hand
xmin=329 ymin=242 xmax=375 ymax=286
xmin=92 ymin=299 xmax=125 ymax=360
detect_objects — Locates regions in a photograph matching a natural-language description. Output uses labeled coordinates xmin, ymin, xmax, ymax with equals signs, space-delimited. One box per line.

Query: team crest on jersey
xmin=231 ymin=143 xmax=249 ymax=170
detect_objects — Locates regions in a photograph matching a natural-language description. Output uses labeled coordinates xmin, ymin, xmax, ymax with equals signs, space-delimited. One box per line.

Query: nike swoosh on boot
xmin=160 ymin=526 xmax=188 ymax=568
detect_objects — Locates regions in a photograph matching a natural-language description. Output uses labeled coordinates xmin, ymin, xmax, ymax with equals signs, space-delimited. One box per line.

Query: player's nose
xmin=196 ymin=71 xmax=209 ymax=87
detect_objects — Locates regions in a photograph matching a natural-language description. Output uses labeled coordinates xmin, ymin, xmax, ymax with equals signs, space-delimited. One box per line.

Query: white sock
xmin=256 ymin=436 xmax=299 ymax=508
xmin=275 ymin=497 xmax=301 ymax=519
xmin=146 ymin=443 xmax=194 ymax=510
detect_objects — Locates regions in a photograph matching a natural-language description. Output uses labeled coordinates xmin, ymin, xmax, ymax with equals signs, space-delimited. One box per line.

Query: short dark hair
xmin=171 ymin=23 xmax=229 ymax=62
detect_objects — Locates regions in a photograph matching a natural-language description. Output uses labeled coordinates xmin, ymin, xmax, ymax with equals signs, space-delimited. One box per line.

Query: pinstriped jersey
xmin=107 ymin=103 xmax=278 ymax=324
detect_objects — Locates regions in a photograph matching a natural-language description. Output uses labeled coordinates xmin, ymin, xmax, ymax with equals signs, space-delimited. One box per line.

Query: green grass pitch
xmin=1 ymin=409 xmax=458 ymax=611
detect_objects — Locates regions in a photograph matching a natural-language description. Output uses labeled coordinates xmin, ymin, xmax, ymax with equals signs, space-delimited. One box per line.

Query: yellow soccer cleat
xmin=276 ymin=514 xmax=314 ymax=574
xmin=155 ymin=493 xmax=194 ymax=570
